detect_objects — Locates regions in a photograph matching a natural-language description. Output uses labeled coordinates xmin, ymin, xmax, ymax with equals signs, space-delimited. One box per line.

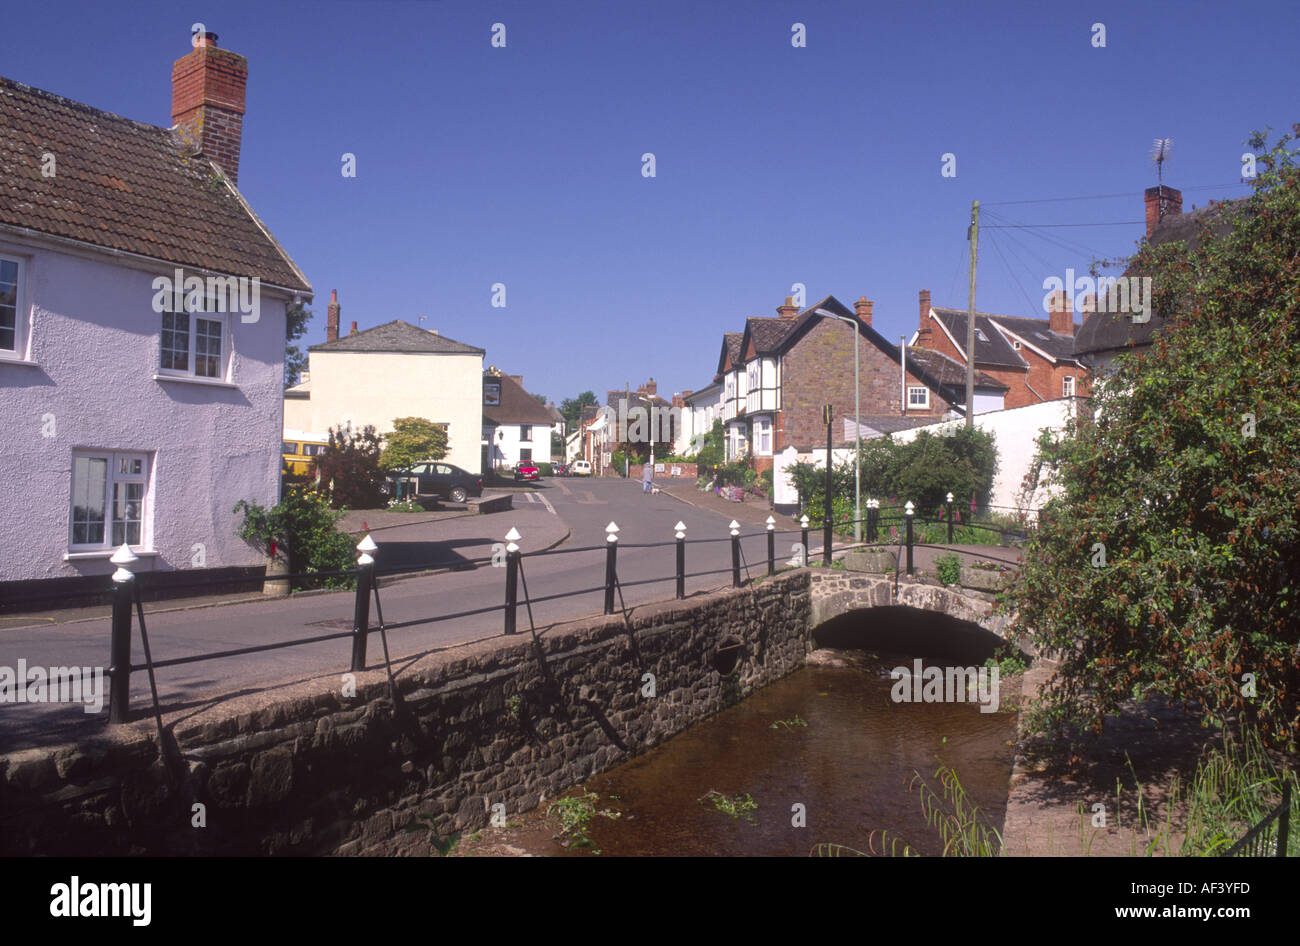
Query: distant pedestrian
xmin=642 ymin=463 xmax=653 ymax=494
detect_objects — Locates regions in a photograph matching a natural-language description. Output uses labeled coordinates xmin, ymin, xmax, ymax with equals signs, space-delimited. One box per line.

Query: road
xmin=0 ymin=477 xmax=809 ymax=750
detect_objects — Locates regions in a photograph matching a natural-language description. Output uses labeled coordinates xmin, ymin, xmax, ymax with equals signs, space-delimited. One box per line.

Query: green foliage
xmin=790 ymin=427 xmax=997 ymax=529
xmin=770 ymin=714 xmax=807 ymax=730
xmin=316 ymin=424 xmax=386 ymax=508
xmin=536 ymin=462 xmax=553 ymax=476
xmin=1007 ymin=125 xmax=1300 ymax=750
xmin=284 ymin=300 xmax=311 ymax=387
xmin=385 ymin=498 xmax=424 ymax=513
xmin=759 ymin=467 xmax=773 ymax=495
xmin=694 ymin=419 xmax=726 ymax=469
xmin=559 ymin=391 xmax=598 ymax=429
xmin=549 ymin=790 xmax=620 ymax=849
xmin=699 ymin=790 xmax=757 ymax=823
xmin=403 ymin=815 xmax=460 ymax=857
xmin=935 ymin=553 xmax=962 ymax=586
xmin=983 ymin=642 xmax=1030 ymax=677
xmin=233 ymin=486 xmax=355 ymax=589
xmin=611 ymin=449 xmax=627 ymax=474
xmin=380 ymin=417 xmax=449 ymax=471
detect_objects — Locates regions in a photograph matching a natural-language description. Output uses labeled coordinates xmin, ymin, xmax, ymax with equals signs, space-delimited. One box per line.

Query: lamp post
xmin=813 ymin=307 xmax=861 ymax=542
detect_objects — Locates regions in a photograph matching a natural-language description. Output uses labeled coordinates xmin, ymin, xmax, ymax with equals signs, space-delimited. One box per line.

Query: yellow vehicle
xmin=282 ymin=430 xmax=328 ymax=477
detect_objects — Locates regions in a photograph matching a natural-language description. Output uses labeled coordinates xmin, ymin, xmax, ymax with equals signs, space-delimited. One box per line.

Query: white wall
xmin=488 ymin=422 xmax=555 ymax=468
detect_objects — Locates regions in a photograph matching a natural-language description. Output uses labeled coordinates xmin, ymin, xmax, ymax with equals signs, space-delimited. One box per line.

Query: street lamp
xmin=813 ymin=307 xmax=861 ymax=542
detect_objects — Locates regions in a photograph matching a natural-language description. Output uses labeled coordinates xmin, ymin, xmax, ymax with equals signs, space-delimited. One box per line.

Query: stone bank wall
xmin=1 ymin=571 xmax=811 ymax=856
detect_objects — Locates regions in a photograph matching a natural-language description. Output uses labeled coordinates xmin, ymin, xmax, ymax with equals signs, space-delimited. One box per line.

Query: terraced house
xmin=697 ymin=294 xmax=1008 ymax=474
xmin=0 ymin=31 xmax=312 ymax=599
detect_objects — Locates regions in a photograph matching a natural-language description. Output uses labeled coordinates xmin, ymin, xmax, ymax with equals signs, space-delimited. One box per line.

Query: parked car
xmin=384 ymin=462 xmax=482 ymax=504
xmin=552 ymin=462 xmax=569 ymax=477
xmin=570 ymin=460 xmax=593 ymax=477
xmin=514 ymin=460 xmax=541 ymax=482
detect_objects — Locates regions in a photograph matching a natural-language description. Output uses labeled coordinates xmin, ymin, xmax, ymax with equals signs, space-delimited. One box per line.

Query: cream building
xmin=284 ymin=318 xmax=486 ymax=474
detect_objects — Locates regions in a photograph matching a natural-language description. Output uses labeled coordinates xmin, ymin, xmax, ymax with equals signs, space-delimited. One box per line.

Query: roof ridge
xmin=0 ymin=75 xmax=170 ymax=136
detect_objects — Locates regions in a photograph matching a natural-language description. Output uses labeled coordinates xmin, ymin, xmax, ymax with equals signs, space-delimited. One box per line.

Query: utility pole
xmin=966 ymin=199 xmax=979 ymax=429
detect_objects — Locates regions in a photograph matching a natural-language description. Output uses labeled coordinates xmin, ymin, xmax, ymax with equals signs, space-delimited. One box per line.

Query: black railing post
xmin=867 ymin=500 xmax=877 ymax=543
xmin=107 ymin=546 xmax=138 ymax=724
xmin=800 ymin=515 xmax=810 ymax=567
xmin=604 ymin=521 xmax=619 ymax=614
xmin=946 ymin=491 xmax=954 ymax=544
xmin=823 ymin=414 xmax=833 ymax=566
xmin=350 ymin=534 xmax=377 ymax=672
xmin=674 ymin=520 xmax=686 ymax=599
xmin=503 ymin=527 xmax=521 ymax=635
xmin=904 ymin=501 xmax=915 ymax=576
xmin=766 ymin=516 xmax=776 ymax=576
xmin=730 ymin=520 xmax=742 ymax=587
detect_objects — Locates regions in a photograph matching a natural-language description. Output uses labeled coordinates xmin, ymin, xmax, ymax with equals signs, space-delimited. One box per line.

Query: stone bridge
xmin=807 ymin=569 xmax=1014 ymax=647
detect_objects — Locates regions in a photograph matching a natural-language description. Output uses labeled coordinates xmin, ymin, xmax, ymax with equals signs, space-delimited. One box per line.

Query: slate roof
xmin=0 ymin=76 xmax=311 ymax=292
xmin=715 ymin=332 xmax=744 ymax=379
xmin=853 ymin=415 xmax=941 ymax=435
xmin=743 ymin=316 xmax=795 ymax=356
xmin=1075 ymin=196 xmax=1249 ymax=359
xmin=903 ymin=347 xmax=1009 ymax=392
xmin=310 ymin=320 xmax=484 ymax=354
xmin=985 ymin=314 xmax=1082 ymax=362
xmin=930 ymin=308 xmax=1031 ymax=368
xmin=483 ymin=371 xmax=555 ymax=426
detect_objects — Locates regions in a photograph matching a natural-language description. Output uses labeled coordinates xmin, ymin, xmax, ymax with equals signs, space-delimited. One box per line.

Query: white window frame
xmin=754 ymin=416 xmax=772 ymax=456
xmin=1062 ymin=375 xmax=1075 ymax=397
xmin=908 ymin=386 xmax=930 ymax=409
xmin=0 ymin=252 xmax=28 ymax=361
xmin=158 ymin=292 xmax=231 ymax=381
xmin=68 ymin=450 xmax=151 ymax=552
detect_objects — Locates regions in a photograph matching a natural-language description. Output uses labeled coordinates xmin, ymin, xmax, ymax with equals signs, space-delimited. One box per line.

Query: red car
xmin=513 ymin=461 xmax=540 ymax=481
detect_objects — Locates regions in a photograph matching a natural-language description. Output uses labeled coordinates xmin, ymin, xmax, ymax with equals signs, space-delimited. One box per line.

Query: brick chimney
xmin=1144 ymin=184 xmax=1183 ymax=237
xmin=1048 ymin=290 xmax=1074 ymax=336
xmin=644 ymin=377 xmax=656 ymax=396
xmin=326 ymin=289 xmax=340 ymax=342
xmin=171 ymin=30 xmax=248 ymax=185
xmin=350 ymin=320 xmax=358 ymax=336
xmin=916 ymin=289 xmax=933 ymax=346
xmin=509 ymin=375 xmax=524 ymax=387
xmin=854 ymin=296 xmax=873 ymax=326
xmin=777 ymin=296 xmax=799 ymax=320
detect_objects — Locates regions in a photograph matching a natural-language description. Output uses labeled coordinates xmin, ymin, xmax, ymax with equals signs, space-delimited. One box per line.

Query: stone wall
xmin=1 ymin=572 xmax=811 ymax=856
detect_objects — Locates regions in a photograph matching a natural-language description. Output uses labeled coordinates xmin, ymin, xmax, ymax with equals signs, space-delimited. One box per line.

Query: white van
xmin=570 ymin=460 xmax=593 ymax=477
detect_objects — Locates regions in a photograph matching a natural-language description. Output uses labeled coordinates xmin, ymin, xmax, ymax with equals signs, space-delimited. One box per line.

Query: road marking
xmin=525 ymin=491 xmax=539 ymax=504
xmin=537 ymin=493 xmax=556 ymax=515
xmin=576 ymin=490 xmax=607 ymax=505
xmin=553 ymin=479 xmax=572 ymax=496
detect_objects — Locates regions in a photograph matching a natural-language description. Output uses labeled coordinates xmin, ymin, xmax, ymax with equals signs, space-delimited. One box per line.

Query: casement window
xmin=159 ymin=293 xmax=229 ymax=380
xmin=69 ymin=451 xmax=150 ymax=550
xmin=1062 ymin=376 xmax=1076 ymax=397
xmin=747 ymin=361 xmax=759 ymax=391
xmin=908 ymin=386 xmax=930 ymax=408
xmin=0 ymin=254 xmax=26 ymax=359
xmin=753 ymin=416 xmax=772 ymax=456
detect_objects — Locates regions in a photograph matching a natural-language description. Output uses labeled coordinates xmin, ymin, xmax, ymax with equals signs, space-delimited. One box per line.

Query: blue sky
xmin=6 ymin=0 xmax=1296 ymax=405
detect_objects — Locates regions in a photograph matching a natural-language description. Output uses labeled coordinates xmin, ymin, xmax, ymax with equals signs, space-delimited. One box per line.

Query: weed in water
xmin=700 ymin=790 xmax=758 ymax=823
xmin=771 ymin=714 xmax=808 ymax=731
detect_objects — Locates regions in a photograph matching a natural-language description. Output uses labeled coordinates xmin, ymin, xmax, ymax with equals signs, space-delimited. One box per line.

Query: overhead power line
xmin=983 ymin=182 xmax=1249 ymax=207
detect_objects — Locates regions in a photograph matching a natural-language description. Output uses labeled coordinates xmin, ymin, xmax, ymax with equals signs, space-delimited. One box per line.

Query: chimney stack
xmin=350 ymin=320 xmax=358 ymax=336
xmin=644 ymin=377 xmax=656 ymax=396
xmin=855 ymin=296 xmax=873 ymax=326
xmin=326 ymin=289 xmax=340 ymax=342
xmin=1144 ymin=184 xmax=1183 ymax=237
xmin=171 ymin=30 xmax=248 ymax=185
xmin=916 ymin=289 xmax=933 ymax=346
xmin=1048 ymin=290 xmax=1075 ymax=336
xmin=777 ymin=296 xmax=799 ymax=320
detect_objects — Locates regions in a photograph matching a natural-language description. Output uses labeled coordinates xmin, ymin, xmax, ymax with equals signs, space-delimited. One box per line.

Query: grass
xmin=548 ymin=790 xmax=621 ymax=850
xmin=700 ymin=790 xmax=758 ymax=823
xmin=771 ymin=714 xmax=808 ymax=731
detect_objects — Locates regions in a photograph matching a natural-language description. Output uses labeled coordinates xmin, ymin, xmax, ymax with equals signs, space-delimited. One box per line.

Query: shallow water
xmin=473 ymin=650 xmax=1020 ymax=857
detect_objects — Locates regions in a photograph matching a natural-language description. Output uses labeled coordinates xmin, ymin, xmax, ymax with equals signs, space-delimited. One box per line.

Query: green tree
xmin=234 ymin=486 xmax=355 ymax=589
xmin=315 ymin=423 xmax=386 ymax=508
xmin=1007 ymin=124 xmax=1300 ymax=750
xmin=284 ymin=300 xmax=311 ymax=387
xmin=560 ymin=391 xmax=598 ymax=428
xmin=380 ymin=417 xmax=449 ymax=471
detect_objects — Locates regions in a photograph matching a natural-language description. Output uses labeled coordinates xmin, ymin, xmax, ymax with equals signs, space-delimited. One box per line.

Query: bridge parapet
xmin=809 ymin=569 xmax=1013 ymax=640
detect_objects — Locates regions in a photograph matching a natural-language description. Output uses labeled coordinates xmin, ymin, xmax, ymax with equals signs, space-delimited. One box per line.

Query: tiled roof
xmin=0 ymin=76 xmax=310 ymax=292
xmin=310 ymin=320 xmax=484 ymax=354
xmin=744 ymin=316 xmax=795 ymax=355
xmin=985 ymin=314 xmax=1081 ymax=362
xmin=930 ymin=308 xmax=1030 ymax=368
xmin=483 ymin=371 xmax=555 ymax=425
xmin=903 ymin=347 xmax=1009 ymax=391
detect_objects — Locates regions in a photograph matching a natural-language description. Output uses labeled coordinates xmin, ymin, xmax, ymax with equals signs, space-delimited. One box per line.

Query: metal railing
xmin=1222 ymin=783 xmax=1292 ymax=857
xmin=40 ymin=493 xmax=1028 ymax=726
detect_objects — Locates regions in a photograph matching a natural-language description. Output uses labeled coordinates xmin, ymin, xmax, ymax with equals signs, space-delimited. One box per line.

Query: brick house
xmin=698 ymin=294 xmax=1008 ymax=474
xmin=912 ymin=289 xmax=1091 ymax=408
